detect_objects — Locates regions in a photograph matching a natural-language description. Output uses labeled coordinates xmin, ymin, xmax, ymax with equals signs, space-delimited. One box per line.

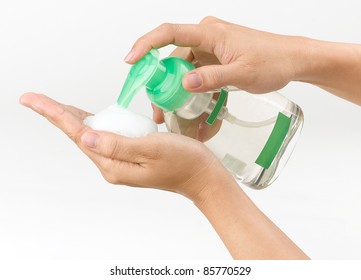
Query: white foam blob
xmin=84 ymin=104 xmax=158 ymax=137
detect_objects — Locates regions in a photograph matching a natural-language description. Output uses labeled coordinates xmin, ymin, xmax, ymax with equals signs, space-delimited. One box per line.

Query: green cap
xmin=117 ymin=49 xmax=195 ymax=111
xmin=117 ymin=49 xmax=160 ymax=108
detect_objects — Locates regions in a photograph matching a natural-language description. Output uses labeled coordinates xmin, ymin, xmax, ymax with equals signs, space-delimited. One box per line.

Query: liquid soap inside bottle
xmin=164 ymin=87 xmax=303 ymax=189
xmin=117 ymin=49 xmax=304 ymax=189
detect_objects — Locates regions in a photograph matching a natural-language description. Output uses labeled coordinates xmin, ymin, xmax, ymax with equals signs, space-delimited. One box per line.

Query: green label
xmin=255 ymin=112 xmax=291 ymax=169
xmin=206 ymin=89 xmax=228 ymax=125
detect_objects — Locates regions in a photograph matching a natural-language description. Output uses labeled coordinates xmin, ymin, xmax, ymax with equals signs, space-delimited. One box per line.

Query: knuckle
xmin=200 ymin=16 xmax=218 ymax=24
xmin=212 ymin=22 xmax=227 ymax=33
xmin=108 ymin=139 xmax=120 ymax=159
xmin=102 ymin=172 xmax=118 ymax=185
xmin=99 ymin=161 xmax=118 ymax=184
xmin=239 ymin=66 xmax=258 ymax=91
xmin=133 ymin=36 xmax=147 ymax=48
xmin=50 ymin=104 xmax=66 ymax=123
xmin=158 ymin=22 xmax=173 ymax=33
xmin=155 ymin=23 xmax=176 ymax=43
xmin=99 ymin=158 xmax=113 ymax=173
xmin=172 ymin=23 xmax=182 ymax=35
xmin=206 ymin=67 xmax=224 ymax=88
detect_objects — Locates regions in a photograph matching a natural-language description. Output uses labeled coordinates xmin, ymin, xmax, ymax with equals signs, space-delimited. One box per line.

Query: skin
xmin=19 ymin=93 xmax=308 ymax=259
xmin=124 ymin=16 xmax=361 ymax=123
xmin=20 ymin=16 xmax=361 ymax=259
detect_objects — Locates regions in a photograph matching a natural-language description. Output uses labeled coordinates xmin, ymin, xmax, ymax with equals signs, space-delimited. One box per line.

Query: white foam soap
xmin=84 ymin=104 xmax=158 ymax=137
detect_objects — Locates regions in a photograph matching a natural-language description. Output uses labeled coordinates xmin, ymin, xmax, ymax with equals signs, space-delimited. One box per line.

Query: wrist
xmin=192 ymin=164 xmax=240 ymax=211
xmin=290 ymin=36 xmax=359 ymax=84
xmin=285 ymin=35 xmax=318 ymax=82
xmin=187 ymin=160 xmax=235 ymax=207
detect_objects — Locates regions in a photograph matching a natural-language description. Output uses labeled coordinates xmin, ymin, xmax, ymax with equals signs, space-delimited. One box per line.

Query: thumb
xmin=182 ymin=63 xmax=240 ymax=92
xmin=81 ymin=130 xmax=153 ymax=163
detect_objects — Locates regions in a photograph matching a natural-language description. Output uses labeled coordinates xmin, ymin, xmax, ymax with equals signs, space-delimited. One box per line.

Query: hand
xmin=125 ymin=16 xmax=303 ymax=95
xmin=128 ymin=16 xmax=361 ymax=109
xmin=20 ymin=93 xmax=309 ymax=260
xmin=164 ymin=110 xmax=223 ymax=143
xmin=19 ymin=93 xmax=227 ymax=202
xmin=129 ymin=16 xmax=305 ymax=124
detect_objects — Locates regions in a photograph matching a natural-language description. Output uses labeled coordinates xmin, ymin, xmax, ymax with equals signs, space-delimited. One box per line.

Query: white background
xmin=0 ymin=0 xmax=360 ymax=261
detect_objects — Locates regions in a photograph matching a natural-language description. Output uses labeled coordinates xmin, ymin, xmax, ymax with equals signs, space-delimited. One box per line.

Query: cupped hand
xmin=19 ymin=93 xmax=226 ymax=202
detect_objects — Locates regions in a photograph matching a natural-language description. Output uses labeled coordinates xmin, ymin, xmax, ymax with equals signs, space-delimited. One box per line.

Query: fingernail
xmin=124 ymin=49 xmax=135 ymax=62
xmin=184 ymin=72 xmax=202 ymax=88
xmin=81 ymin=132 xmax=99 ymax=149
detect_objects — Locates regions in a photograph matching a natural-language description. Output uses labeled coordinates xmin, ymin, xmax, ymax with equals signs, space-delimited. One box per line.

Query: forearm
xmin=194 ymin=171 xmax=309 ymax=259
xmin=294 ymin=37 xmax=361 ymax=105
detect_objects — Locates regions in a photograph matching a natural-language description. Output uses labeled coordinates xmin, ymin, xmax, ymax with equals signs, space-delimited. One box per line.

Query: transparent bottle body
xmin=164 ymin=87 xmax=304 ymax=189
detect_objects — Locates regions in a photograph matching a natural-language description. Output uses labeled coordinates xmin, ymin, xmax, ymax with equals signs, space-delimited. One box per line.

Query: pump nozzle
xmin=117 ymin=49 xmax=161 ymax=108
xmin=117 ymin=48 xmax=195 ymax=112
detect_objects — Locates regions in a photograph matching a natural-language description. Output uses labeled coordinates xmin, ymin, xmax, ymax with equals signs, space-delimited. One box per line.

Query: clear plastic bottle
xmin=117 ymin=49 xmax=304 ymax=189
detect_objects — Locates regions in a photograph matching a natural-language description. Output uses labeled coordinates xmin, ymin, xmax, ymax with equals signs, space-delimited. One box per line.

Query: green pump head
xmin=117 ymin=49 xmax=195 ymax=111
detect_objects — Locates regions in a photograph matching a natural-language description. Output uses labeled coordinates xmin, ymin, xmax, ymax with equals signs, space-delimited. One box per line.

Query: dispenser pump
xmin=116 ymin=49 xmax=304 ymax=189
xmin=117 ymin=49 xmax=195 ymax=111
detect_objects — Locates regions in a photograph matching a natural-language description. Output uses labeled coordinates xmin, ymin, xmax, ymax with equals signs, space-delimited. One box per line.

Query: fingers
xmin=182 ymin=63 xmax=241 ymax=92
xmin=169 ymin=47 xmax=194 ymax=62
xmin=124 ymin=23 xmax=205 ymax=63
xmin=81 ymin=130 xmax=159 ymax=164
xmin=199 ymin=16 xmax=231 ymax=25
xmin=19 ymin=92 xmax=107 ymax=172
xmin=151 ymin=103 xmax=164 ymax=124
xmin=19 ymin=92 xmax=153 ymax=186
xmin=124 ymin=16 xmax=231 ymax=64
xmin=62 ymin=104 xmax=93 ymax=120
xmin=19 ymin=92 xmax=90 ymax=143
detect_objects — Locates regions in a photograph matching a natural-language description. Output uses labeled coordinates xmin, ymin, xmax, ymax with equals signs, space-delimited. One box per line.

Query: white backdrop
xmin=0 ymin=0 xmax=360 ymax=260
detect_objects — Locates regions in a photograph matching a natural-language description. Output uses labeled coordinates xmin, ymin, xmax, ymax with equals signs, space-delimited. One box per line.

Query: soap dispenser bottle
xmin=117 ymin=49 xmax=304 ymax=189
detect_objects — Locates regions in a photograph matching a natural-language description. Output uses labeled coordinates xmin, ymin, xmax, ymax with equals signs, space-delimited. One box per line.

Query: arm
xmin=125 ymin=16 xmax=361 ymax=107
xmin=195 ymin=165 xmax=308 ymax=259
xmin=20 ymin=93 xmax=309 ymax=259
xmin=294 ymin=38 xmax=361 ymax=105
